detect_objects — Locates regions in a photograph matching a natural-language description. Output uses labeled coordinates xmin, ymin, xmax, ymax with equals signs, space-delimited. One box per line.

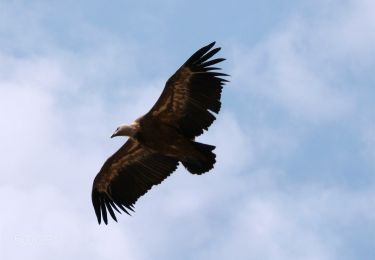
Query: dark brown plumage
xmin=92 ymin=42 xmax=229 ymax=224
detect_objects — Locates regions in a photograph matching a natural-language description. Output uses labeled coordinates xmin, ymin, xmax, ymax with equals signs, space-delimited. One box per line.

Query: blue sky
xmin=1 ymin=0 xmax=375 ymax=259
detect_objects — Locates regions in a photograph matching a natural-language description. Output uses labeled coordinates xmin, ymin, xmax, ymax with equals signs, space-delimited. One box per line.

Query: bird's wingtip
xmin=208 ymin=41 xmax=216 ymax=48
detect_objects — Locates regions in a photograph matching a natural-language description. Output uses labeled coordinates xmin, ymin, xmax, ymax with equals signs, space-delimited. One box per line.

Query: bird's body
xmin=134 ymin=116 xmax=199 ymax=160
xmin=92 ymin=42 xmax=228 ymax=224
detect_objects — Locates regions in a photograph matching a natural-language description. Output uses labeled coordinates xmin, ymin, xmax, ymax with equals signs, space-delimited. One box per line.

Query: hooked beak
xmin=111 ymin=127 xmax=121 ymax=138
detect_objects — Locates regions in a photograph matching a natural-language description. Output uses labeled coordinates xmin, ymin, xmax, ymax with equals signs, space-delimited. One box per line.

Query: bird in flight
xmin=91 ymin=42 xmax=229 ymax=224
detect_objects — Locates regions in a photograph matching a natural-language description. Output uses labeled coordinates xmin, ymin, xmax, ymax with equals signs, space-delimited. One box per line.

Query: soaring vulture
xmin=92 ymin=42 xmax=229 ymax=224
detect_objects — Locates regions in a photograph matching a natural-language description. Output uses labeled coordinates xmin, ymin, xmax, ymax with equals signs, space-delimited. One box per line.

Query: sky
xmin=0 ymin=0 xmax=375 ymax=259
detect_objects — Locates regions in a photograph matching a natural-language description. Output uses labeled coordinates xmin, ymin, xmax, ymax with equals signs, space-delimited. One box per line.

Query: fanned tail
xmin=182 ymin=142 xmax=216 ymax=175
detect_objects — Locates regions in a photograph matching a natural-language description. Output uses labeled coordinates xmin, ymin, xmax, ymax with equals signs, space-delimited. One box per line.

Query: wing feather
xmin=92 ymin=138 xmax=179 ymax=224
xmin=148 ymin=42 xmax=229 ymax=138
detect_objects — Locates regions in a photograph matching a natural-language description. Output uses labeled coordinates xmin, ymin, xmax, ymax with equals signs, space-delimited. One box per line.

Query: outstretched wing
xmin=92 ymin=138 xmax=179 ymax=224
xmin=148 ymin=42 xmax=229 ymax=138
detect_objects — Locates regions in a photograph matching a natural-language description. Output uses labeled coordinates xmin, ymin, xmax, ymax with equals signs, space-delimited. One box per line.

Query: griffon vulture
xmin=92 ymin=42 xmax=228 ymax=224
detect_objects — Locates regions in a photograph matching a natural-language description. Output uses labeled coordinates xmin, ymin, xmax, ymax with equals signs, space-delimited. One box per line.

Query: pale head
xmin=111 ymin=122 xmax=139 ymax=138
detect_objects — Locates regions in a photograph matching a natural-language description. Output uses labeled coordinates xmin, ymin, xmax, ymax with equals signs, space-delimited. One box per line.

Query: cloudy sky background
xmin=1 ymin=0 xmax=375 ymax=259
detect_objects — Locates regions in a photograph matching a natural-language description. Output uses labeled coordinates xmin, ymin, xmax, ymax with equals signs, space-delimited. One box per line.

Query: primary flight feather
xmin=92 ymin=42 xmax=229 ymax=224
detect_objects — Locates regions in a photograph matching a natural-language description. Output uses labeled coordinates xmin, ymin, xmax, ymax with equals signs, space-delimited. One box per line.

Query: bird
xmin=91 ymin=42 xmax=229 ymax=224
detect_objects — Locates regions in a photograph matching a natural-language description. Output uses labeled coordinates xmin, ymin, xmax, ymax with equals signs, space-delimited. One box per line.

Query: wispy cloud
xmin=231 ymin=20 xmax=359 ymax=123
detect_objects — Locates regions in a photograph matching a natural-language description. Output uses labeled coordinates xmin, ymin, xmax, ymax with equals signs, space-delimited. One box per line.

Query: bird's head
xmin=111 ymin=122 xmax=139 ymax=138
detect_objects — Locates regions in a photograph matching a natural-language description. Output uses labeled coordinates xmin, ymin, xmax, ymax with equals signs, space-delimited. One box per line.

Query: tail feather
xmin=182 ymin=142 xmax=216 ymax=174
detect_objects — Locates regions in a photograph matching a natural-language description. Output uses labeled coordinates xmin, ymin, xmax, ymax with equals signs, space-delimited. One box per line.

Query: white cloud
xmin=206 ymin=184 xmax=375 ymax=260
xmin=313 ymin=0 xmax=375 ymax=65
xmin=229 ymin=0 xmax=375 ymax=123
xmin=0 ymin=185 xmax=145 ymax=260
